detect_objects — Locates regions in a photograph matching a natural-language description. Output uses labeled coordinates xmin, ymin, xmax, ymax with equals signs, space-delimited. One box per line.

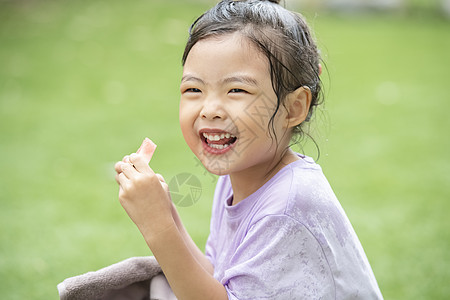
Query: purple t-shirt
xmin=205 ymin=155 xmax=383 ymax=299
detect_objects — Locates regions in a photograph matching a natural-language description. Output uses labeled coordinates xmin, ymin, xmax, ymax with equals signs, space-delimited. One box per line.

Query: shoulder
xmin=245 ymin=214 xmax=326 ymax=255
xmin=251 ymin=156 xmax=338 ymax=222
xmin=249 ymin=157 xmax=360 ymax=255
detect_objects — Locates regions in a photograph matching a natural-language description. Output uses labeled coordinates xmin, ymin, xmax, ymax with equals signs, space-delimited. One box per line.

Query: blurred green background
xmin=1 ymin=0 xmax=449 ymax=298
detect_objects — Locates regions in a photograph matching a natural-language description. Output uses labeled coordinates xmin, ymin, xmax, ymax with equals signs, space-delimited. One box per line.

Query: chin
xmin=206 ymin=167 xmax=230 ymax=176
xmin=197 ymin=153 xmax=233 ymax=176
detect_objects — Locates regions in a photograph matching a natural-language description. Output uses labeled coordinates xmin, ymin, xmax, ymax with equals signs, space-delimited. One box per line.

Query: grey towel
xmin=57 ymin=256 xmax=164 ymax=300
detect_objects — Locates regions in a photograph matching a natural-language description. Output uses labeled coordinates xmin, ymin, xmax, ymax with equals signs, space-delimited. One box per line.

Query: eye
xmin=185 ymin=88 xmax=202 ymax=93
xmin=228 ymin=88 xmax=248 ymax=94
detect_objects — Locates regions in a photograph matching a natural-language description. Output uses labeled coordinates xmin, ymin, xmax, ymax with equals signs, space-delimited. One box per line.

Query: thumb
xmin=136 ymin=137 xmax=157 ymax=164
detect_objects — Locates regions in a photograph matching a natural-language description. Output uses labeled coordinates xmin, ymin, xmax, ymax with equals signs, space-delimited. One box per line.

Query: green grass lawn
xmin=1 ymin=0 xmax=449 ymax=298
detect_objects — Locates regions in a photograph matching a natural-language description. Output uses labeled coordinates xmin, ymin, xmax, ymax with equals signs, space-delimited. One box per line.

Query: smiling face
xmin=179 ymin=33 xmax=291 ymax=176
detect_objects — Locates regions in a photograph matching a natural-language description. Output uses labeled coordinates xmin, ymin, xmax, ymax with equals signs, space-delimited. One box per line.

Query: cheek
xmin=241 ymin=97 xmax=278 ymax=134
xmin=179 ymin=115 xmax=191 ymax=139
xmin=179 ymin=104 xmax=189 ymax=132
xmin=179 ymin=105 xmax=198 ymax=146
xmin=179 ymin=100 xmax=193 ymax=125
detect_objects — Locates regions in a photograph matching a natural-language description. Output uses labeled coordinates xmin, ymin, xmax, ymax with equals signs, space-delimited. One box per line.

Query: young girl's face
xmin=179 ymin=32 xmax=290 ymax=176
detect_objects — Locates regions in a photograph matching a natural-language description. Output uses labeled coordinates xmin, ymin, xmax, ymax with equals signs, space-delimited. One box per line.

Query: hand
xmin=115 ymin=139 xmax=174 ymax=239
xmin=119 ymin=137 xmax=156 ymax=168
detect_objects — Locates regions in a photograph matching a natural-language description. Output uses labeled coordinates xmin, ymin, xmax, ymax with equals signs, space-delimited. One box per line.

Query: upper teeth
xmin=203 ymin=132 xmax=235 ymax=141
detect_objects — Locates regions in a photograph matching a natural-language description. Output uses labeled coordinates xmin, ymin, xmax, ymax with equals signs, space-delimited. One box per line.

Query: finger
xmin=117 ymin=171 xmax=129 ymax=187
xmin=115 ymin=173 xmax=128 ymax=188
xmin=115 ymin=161 xmax=133 ymax=173
xmin=161 ymin=182 xmax=170 ymax=198
xmin=161 ymin=181 xmax=168 ymax=189
xmin=129 ymin=153 xmax=154 ymax=174
xmin=122 ymin=155 xmax=132 ymax=164
xmin=121 ymin=162 xmax=139 ymax=179
xmin=115 ymin=161 xmax=125 ymax=174
xmin=155 ymin=173 xmax=166 ymax=183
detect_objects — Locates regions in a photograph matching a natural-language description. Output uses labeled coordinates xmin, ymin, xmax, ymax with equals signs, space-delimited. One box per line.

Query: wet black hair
xmin=182 ymin=0 xmax=322 ymax=145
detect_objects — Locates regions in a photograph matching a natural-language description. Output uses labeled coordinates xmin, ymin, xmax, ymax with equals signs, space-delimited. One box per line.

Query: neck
xmin=229 ymin=148 xmax=299 ymax=205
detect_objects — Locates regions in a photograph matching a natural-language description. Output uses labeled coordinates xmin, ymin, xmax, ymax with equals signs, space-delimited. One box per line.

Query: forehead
xmin=183 ymin=32 xmax=269 ymax=77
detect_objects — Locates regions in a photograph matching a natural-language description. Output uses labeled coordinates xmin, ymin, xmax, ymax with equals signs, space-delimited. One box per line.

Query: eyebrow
xmin=181 ymin=74 xmax=259 ymax=86
xmin=181 ymin=75 xmax=205 ymax=85
xmin=223 ymin=75 xmax=259 ymax=86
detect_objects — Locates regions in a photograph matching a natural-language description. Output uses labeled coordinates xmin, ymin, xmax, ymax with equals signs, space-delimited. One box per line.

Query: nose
xmin=200 ymin=96 xmax=225 ymax=120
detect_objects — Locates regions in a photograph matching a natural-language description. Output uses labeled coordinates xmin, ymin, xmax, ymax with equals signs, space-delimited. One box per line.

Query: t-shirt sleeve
xmin=222 ymin=215 xmax=335 ymax=300
xmin=205 ymin=231 xmax=216 ymax=266
xmin=205 ymin=175 xmax=229 ymax=267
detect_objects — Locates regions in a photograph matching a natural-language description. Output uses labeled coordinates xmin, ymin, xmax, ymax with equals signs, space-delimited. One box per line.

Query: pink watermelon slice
xmin=136 ymin=137 xmax=157 ymax=164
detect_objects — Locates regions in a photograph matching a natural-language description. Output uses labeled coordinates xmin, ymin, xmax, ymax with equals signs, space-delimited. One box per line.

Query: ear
xmin=284 ymin=86 xmax=312 ymax=129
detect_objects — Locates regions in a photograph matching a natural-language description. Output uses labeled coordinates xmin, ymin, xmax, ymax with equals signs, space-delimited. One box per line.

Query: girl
xmin=115 ymin=0 xmax=383 ymax=299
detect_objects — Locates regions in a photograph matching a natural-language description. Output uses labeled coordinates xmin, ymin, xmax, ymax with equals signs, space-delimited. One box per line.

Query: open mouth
xmin=200 ymin=129 xmax=237 ymax=154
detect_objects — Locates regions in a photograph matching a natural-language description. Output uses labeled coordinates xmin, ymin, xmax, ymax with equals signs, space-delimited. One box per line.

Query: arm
xmin=145 ymin=219 xmax=225 ymax=300
xmin=115 ymin=151 xmax=225 ymax=300
xmin=170 ymin=201 xmax=215 ymax=275
xmin=156 ymin=174 xmax=214 ymax=275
